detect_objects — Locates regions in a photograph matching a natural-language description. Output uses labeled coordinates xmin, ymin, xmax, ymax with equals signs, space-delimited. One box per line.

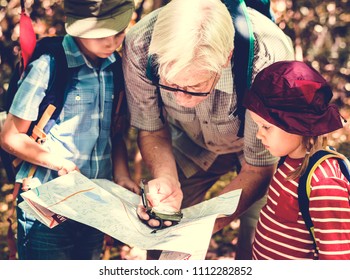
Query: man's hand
xmin=137 ymin=176 xmax=183 ymax=228
xmin=212 ymin=161 xmax=276 ymax=233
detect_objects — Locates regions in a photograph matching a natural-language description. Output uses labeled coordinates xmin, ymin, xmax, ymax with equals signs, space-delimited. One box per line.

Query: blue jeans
xmin=17 ymin=205 xmax=104 ymax=260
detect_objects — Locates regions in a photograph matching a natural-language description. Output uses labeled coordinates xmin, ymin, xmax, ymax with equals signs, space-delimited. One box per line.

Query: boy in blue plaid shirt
xmin=0 ymin=0 xmax=136 ymax=259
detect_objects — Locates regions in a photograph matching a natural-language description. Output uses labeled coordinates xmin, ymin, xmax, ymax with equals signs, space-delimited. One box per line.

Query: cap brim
xmin=65 ymin=8 xmax=133 ymax=39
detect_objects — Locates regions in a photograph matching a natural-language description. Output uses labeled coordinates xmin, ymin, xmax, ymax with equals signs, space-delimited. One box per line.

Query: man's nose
xmin=174 ymin=90 xmax=191 ymax=99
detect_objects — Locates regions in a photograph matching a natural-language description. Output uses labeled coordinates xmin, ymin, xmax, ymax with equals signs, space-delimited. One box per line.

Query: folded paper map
xmin=19 ymin=171 xmax=241 ymax=259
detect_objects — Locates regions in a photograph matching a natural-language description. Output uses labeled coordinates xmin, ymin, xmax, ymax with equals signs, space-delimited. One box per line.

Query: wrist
xmin=156 ymin=175 xmax=181 ymax=190
xmin=42 ymin=158 xmax=64 ymax=171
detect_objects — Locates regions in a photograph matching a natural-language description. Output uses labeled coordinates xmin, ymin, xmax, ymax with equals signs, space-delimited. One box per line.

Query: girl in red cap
xmin=244 ymin=60 xmax=350 ymax=260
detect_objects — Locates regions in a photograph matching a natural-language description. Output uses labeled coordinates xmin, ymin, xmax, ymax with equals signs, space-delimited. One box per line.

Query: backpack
xmin=145 ymin=0 xmax=274 ymax=137
xmin=0 ymin=36 xmax=126 ymax=183
xmin=278 ymin=147 xmax=350 ymax=258
xmin=0 ymin=36 xmax=69 ymax=182
xmin=297 ymin=147 xmax=350 ymax=257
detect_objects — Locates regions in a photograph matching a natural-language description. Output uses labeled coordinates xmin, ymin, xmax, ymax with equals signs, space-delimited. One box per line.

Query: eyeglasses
xmin=155 ymin=73 xmax=218 ymax=97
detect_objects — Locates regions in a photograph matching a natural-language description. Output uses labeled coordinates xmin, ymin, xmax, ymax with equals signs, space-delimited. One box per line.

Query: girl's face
xmin=249 ymin=110 xmax=306 ymax=158
xmin=75 ymin=31 xmax=126 ymax=65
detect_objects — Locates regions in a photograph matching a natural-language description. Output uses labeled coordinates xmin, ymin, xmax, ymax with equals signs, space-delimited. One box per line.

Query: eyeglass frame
xmin=154 ymin=72 xmax=218 ymax=97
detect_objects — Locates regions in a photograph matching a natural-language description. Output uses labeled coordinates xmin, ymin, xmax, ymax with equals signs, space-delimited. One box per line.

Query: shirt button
xmin=207 ymin=141 xmax=214 ymax=145
xmin=203 ymin=121 xmax=208 ymax=124
xmin=75 ymin=95 xmax=81 ymax=101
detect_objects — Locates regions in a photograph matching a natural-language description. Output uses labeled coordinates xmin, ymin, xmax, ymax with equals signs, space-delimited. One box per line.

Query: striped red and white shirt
xmin=252 ymin=156 xmax=350 ymax=260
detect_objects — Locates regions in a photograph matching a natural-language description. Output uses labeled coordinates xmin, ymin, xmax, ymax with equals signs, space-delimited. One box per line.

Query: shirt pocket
xmin=62 ymin=90 xmax=96 ymax=133
xmin=165 ymin=106 xmax=200 ymax=138
xmin=216 ymin=118 xmax=240 ymax=135
xmin=166 ymin=106 xmax=196 ymax=123
xmin=211 ymin=114 xmax=241 ymax=146
xmin=210 ymin=91 xmax=240 ymax=138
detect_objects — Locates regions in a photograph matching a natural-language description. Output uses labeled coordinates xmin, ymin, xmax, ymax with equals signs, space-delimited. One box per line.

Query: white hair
xmin=149 ymin=0 xmax=234 ymax=81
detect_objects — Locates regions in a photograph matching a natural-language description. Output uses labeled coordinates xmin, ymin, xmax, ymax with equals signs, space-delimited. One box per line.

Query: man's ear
xmin=223 ymin=50 xmax=233 ymax=68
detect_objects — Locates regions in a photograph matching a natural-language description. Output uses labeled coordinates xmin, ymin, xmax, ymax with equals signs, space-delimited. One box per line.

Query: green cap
xmin=64 ymin=0 xmax=135 ymax=38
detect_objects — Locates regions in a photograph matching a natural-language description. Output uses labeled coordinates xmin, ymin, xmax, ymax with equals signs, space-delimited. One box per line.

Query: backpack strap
xmin=277 ymin=155 xmax=286 ymax=168
xmin=223 ymin=0 xmax=257 ymax=137
xmin=223 ymin=0 xmax=274 ymax=137
xmin=145 ymin=54 xmax=165 ymax=124
xmin=298 ymin=147 xmax=350 ymax=258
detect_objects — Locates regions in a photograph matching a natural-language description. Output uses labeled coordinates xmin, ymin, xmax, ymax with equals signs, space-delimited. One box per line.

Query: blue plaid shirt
xmin=10 ymin=35 xmax=115 ymax=184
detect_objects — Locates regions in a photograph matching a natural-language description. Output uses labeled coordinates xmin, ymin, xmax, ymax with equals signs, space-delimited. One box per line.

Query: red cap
xmin=243 ymin=61 xmax=343 ymax=136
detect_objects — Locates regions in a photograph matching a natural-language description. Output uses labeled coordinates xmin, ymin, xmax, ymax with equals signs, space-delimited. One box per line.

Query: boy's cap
xmin=64 ymin=0 xmax=134 ymax=39
xmin=244 ymin=61 xmax=343 ymax=136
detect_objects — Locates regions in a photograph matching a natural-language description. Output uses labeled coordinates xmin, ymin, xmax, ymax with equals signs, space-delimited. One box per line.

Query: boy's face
xmin=249 ymin=110 xmax=305 ymax=158
xmin=75 ymin=30 xmax=126 ymax=63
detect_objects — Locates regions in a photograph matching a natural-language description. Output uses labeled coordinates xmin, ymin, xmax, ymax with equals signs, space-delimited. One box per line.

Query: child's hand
xmin=57 ymin=159 xmax=79 ymax=176
xmin=114 ymin=176 xmax=140 ymax=195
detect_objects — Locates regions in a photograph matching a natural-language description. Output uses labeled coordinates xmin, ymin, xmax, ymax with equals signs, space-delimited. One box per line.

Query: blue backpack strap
xmin=223 ymin=0 xmax=261 ymax=137
xmin=298 ymin=147 xmax=350 ymax=258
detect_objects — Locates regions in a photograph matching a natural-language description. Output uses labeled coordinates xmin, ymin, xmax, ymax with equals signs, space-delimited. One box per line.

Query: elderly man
xmin=122 ymin=0 xmax=294 ymax=259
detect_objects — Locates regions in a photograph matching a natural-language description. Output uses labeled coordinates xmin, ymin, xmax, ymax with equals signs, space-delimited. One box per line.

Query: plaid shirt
xmin=11 ymin=35 xmax=116 ymax=183
xmin=123 ymin=8 xmax=295 ymax=178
